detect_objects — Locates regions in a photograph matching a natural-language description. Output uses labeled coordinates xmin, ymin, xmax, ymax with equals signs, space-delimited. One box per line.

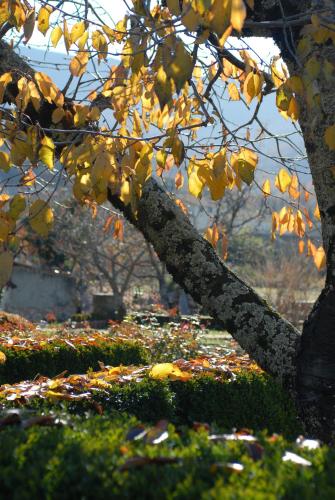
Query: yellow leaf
xmin=227 ymin=82 xmax=240 ymax=100
xmin=92 ymin=30 xmax=108 ymax=59
xmin=0 ymin=194 xmax=9 ymax=208
xmin=71 ymin=21 xmax=85 ymax=43
xmin=149 ymin=363 xmax=192 ymax=381
xmin=39 ymin=136 xmax=55 ymax=169
xmin=218 ymin=24 xmax=233 ymax=47
xmin=29 ymin=199 xmax=54 ymax=237
xmin=63 ymin=18 xmax=71 ymax=52
xmin=313 ymin=246 xmax=326 ymax=271
xmin=154 ymin=66 xmax=173 ymax=109
xmin=175 ymin=171 xmax=184 ymax=189
xmin=288 ymin=174 xmax=300 ymax=199
xmin=276 ymin=84 xmax=291 ymax=112
xmin=0 ymin=351 xmax=6 ymax=364
xmin=244 ymin=71 xmax=262 ymax=104
xmin=314 ymin=203 xmax=321 ymax=220
xmin=208 ymin=0 xmax=231 ymax=37
xmin=113 ymin=219 xmax=124 ymax=241
xmin=271 ymin=57 xmax=286 ymax=88
xmin=325 ymin=124 xmax=335 ymax=150
xmin=231 ymin=147 xmax=258 ymax=185
xmin=102 ymin=25 xmax=116 ymax=43
xmin=0 ymin=72 xmax=12 ymax=104
xmin=262 ymin=178 xmax=271 ymax=197
xmin=161 ymin=40 xmax=194 ymax=95
xmin=0 ymin=251 xmax=13 ymax=288
xmin=9 ymin=194 xmax=26 ymax=219
xmin=0 ymin=151 xmax=10 ymax=172
xmin=37 ymin=5 xmax=53 ymax=35
xmin=21 ymin=167 xmax=36 ymax=186
xmin=50 ymin=26 xmax=63 ymax=48
xmin=35 ymin=72 xmax=64 ymax=107
xmin=77 ymin=31 xmax=89 ymax=51
xmin=120 ymin=180 xmax=131 ymax=205
xmin=285 ymin=76 xmax=304 ymax=95
xmin=52 ymin=107 xmax=65 ymax=124
xmin=231 ymin=0 xmax=246 ymax=31
xmin=305 ymin=56 xmax=320 ymax=80
xmin=167 ymin=0 xmax=181 ymax=15
xmin=171 ymin=135 xmax=185 ymax=166
xmin=205 ymin=223 xmax=219 ymax=248
xmin=298 ymin=240 xmax=305 ymax=254
xmin=275 ymin=168 xmax=291 ymax=193
xmin=69 ymin=51 xmax=89 ymax=77
xmin=182 ymin=5 xmax=202 ymax=31
xmin=188 ymin=167 xmax=205 ymax=198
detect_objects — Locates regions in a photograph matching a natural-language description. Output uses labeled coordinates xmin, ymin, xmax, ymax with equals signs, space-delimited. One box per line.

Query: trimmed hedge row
xmin=0 ymin=342 xmax=149 ymax=384
xmin=0 ymin=413 xmax=332 ymax=499
xmin=2 ymin=374 xmax=301 ymax=437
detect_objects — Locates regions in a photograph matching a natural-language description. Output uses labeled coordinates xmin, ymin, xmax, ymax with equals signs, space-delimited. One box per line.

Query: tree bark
xmin=108 ymin=185 xmax=300 ymax=387
xmin=290 ymin=27 xmax=335 ymax=441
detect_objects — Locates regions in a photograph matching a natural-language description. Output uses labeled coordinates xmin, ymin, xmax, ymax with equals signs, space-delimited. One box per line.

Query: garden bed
xmin=0 ymin=317 xmax=329 ymax=498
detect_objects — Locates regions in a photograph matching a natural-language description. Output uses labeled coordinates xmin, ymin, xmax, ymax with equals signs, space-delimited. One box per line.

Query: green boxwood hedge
xmin=0 ymin=413 xmax=332 ymax=500
xmin=1 ymin=374 xmax=301 ymax=437
xmin=0 ymin=342 xmax=149 ymax=384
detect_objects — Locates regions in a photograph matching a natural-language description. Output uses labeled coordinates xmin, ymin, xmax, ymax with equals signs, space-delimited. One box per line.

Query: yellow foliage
xmin=275 ymin=169 xmax=291 ymax=193
xmin=39 ymin=136 xmax=55 ymax=169
xmin=0 ymin=151 xmax=10 ymax=172
xmin=262 ymin=179 xmax=271 ymax=197
xmin=227 ymin=82 xmax=240 ymax=100
xmin=70 ymin=21 xmax=85 ymax=43
xmin=29 ymin=199 xmax=54 ymax=237
xmin=35 ymin=72 xmax=64 ymax=107
xmin=9 ymin=194 xmax=26 ymax=219
xmin=231 ymin=147 xmax=258 ymax=185
xmin=50 ymin=26 xmax=63 ymax=48
xmin=37 ymin=5 xmax=52 ymax=35
xmin=149 ymin=363 xmax=192 ymax=381
xmin=0 ymin=72 xmax=12 ymax=104
xmin=70 ymin=52 xmax=89 ymax=77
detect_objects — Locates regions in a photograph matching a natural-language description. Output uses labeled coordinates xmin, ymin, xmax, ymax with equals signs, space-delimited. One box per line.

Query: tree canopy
xmin=0 ymin=0 xmax=333 ymax=284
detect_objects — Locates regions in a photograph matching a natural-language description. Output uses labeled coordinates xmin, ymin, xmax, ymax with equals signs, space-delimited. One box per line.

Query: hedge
xmin=0 ymin=413 xmax=332 ymax=499
xmin=0 ymin=342 xmax=149 ymax=384
xmin=1 ymin=374 xmax=301 ymax=437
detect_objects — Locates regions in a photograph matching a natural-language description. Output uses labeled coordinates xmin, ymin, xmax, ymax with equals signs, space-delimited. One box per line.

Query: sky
xmin=17 ymin=1 xmax=280 ymax=64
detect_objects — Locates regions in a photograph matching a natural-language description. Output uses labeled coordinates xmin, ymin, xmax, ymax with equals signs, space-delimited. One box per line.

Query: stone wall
xmin=0 ymin=264 xmax=77 ymax=321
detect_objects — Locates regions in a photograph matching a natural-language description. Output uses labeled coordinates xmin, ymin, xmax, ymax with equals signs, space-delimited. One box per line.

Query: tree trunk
xmin=290 ymin=33 xmax=335 ymax=441
xmin=108 ymin=187 xmax=300 ymax=387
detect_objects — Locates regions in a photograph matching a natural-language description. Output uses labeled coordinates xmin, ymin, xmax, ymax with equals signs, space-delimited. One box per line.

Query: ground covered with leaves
xmin=0 ymin=317 xmax=332 ymax=498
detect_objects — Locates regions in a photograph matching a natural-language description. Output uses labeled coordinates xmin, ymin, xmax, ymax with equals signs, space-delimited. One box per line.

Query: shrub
xmin=0 ymin=374 xmax=301 ymax=437
xmin=0 ymin=342 xmax=149 ymax=384
xmin=0 ymin=413 xmax=332 ymax=499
